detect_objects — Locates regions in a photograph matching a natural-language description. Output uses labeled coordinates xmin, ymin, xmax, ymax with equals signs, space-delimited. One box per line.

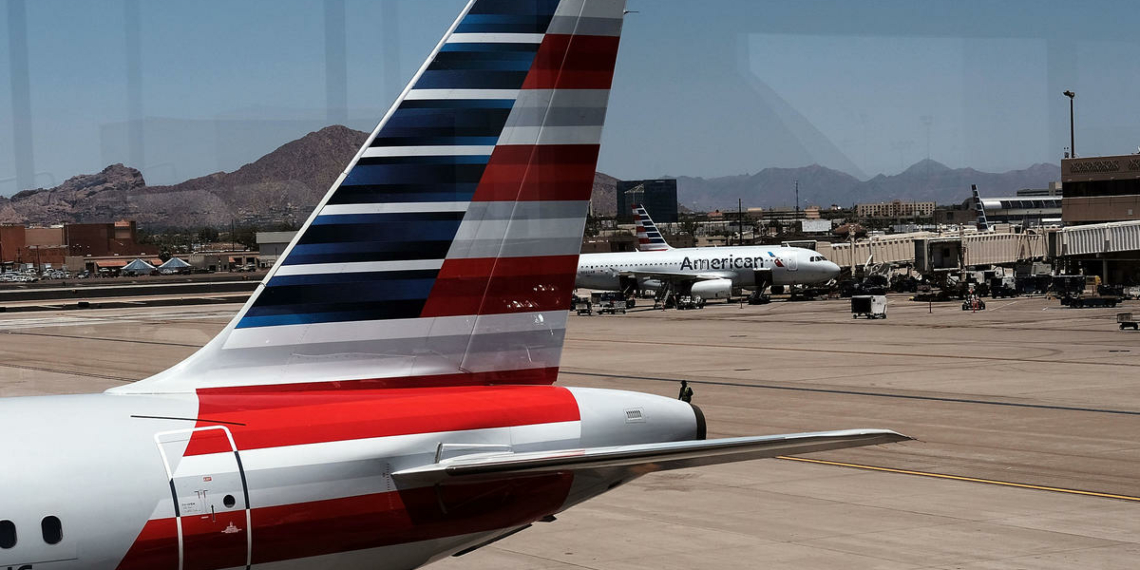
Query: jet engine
xmin=691 ymin=278 xmax=732 ymax=300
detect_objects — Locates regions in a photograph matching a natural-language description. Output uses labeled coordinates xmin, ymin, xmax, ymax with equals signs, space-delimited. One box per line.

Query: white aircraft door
xmin=785 ymin=254 xmax=798 ymax=271
xmin=156 ymin=426 xmax=251 ymax=570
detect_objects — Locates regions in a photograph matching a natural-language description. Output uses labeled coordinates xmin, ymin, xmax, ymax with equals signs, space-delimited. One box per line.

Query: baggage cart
xmin=851 ymin=294 xmax=886 ymax=319
xmin=1117 ymin=312 xmax=1138 ymax=330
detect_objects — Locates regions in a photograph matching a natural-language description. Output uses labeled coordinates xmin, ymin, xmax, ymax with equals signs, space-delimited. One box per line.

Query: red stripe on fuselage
xmin=470 ymin=144 xmax=599 ymax=202
xmin=117 ymin=474 xmax=573 ymax=570
xmin=185 ymin=383 xmax=578 ymax=456
xmin=521 ymin=34 xmax=620 ymax=90
xmin=420 ymin=255 xmax=578 ymax=317
xmin=252 ymin=473 xmax=572 ymax=564
xmin=115 ymin=518 xmax=179 ymax=570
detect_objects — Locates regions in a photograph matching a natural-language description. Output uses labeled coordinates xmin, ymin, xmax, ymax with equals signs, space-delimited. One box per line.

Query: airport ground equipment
xmin=574 ymin=294 xmax=593 ymax=316
xmin=675 ymin=294 xmax=705 ymax=310
xmin=1116 ymin=312 xmax=1139 ymax=330
xmin=851 ymin=294 xmax=887 ymax=319
xmin=990 ymin=276 xmax=1018 ymax=298
xmin=747 ymin=290 xmax=771 ymax=305
xmin=790 ymin=284 xmax=830 ymax=301
xmin=962 ymin=294 xmax=987 ymax=311
xmin=593 ymin=291 xmax=628 ymax=315
xmin=1061 ymin=276 xmax=1120 ymax=308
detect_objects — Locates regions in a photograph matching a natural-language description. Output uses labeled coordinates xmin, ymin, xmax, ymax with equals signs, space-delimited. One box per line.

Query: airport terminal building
xmin=1062 ymin=154 xmax=1140 ymax=224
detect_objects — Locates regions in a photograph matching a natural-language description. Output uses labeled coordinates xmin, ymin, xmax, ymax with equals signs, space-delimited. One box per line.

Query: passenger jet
xmin=0 ymin=1 xmax=905 ymax=569
xmin=578 ymin=205 xmax=841 ymax=300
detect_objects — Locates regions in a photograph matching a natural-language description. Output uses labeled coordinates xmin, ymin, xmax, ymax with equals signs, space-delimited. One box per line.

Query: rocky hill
xmin=0 ymin=125 xmax=369 ymax=228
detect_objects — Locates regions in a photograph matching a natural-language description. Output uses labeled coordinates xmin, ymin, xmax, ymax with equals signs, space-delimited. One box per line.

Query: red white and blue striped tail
xmin=114 ymin=0 xmax=626 ymax=394
xmin=632 ymin=203 xmax=672 ymax=251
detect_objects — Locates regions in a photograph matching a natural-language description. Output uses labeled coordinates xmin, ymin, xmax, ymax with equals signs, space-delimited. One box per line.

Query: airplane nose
xmin=825 ymin=261 xmax=840 ymax=280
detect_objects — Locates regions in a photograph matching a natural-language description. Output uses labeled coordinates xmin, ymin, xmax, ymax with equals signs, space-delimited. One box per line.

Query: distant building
xmin=256 ymin=231 xmax=296 ymax=266
xmin=616 ymin=179 xmax=678 ymax=223
xmin=800 ymin=219 xmax=832 ymax=234
xmin=745 ymin=206 xmax=819 ymax=224
xmin=0 ymin=225 xmax=26 ymax=264
xmin=25 ymin=226 xmax=64 ymax=247
xmin=1062 ymin=154 xmax=1140 ymax=224
xmin=1016 ymin=181 xmax=1063 ymax=197
xmin=65 ymin=220 xmax=158 ymax=258
xmin=855 ymin=200 xmax=936 ymax=219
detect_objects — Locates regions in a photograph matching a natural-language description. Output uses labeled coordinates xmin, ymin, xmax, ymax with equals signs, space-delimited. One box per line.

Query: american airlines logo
xmin=680 ymin=255 xmax=771 ymax=271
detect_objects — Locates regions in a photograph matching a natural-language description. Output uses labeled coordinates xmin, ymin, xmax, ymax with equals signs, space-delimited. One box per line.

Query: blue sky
xmin=3 ymin=0 xmax=1140 ymax=194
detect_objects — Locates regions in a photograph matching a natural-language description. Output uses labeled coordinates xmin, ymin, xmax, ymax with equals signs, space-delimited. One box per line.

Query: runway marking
xmin=568 ymin=337 xmax=1140 ymax=369
xmin=988 ymin=300 xmax=1020 ymax=312
xmin=0 ymin=361 xmax=137 ymax=382
xmin=777 ymin=456 xmax=1140 ymax=503
xmin=561 ymin=370 xmax=1140 ymax=417
xmin=3 ymin=330 xmax=203 ymax=348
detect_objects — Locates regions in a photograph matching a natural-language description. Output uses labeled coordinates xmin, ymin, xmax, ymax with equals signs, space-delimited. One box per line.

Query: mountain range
xmin=676 ymin=158 xmax=1061 ymax=212
xmin=0 ymin=126 xmax=1061 ymax=228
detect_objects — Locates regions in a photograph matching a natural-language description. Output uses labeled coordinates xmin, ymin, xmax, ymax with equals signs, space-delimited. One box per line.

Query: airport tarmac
xmin=0 ymin=295 xmax=1137 ymax=569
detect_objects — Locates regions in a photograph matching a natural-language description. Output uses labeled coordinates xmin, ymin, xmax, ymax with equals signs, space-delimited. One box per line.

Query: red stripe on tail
xmin=471 ymin=145 xmax=599 ymax=202
xmin=420 ymin=255 xmax=579 ymax=317
xmin=521 ymin=34 xmax=621 ymax=90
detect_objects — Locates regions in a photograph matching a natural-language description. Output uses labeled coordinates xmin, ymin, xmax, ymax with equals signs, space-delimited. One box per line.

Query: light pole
xmin=1063 ymin=90 xmax=1075 ymax=158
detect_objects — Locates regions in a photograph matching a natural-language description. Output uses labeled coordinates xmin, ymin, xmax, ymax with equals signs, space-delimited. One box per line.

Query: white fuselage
xmin=575 ymin=246 xmax=841 ymax=291
xmin=0 ymin=387 xmax=699 ymax=570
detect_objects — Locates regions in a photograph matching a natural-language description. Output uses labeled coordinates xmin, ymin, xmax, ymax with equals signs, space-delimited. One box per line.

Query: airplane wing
xmin=391 ymin=429 xmax=909 ymax=485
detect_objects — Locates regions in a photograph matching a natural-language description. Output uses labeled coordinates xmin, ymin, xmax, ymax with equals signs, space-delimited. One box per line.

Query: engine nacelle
xmin=691 ymin=278 xmax=732 ymax=300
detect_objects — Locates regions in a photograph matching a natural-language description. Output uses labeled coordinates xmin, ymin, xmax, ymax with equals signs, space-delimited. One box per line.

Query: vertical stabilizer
xmin=632 ymin=203 xmax=672 ymax=251
xmin=972 ymin=184 xmax=990 ymax=232
xmin=114 ymin=0 xmax=627 ymax=394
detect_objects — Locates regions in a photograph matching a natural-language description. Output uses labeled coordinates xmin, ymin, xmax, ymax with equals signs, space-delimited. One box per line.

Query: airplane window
xmin=223 ymin=495 xmax=236 ymax=509
xmin=0 ymin=520 xmax=14 ymax=548
xmin=41 ymin=516 xmax=62 ymax=545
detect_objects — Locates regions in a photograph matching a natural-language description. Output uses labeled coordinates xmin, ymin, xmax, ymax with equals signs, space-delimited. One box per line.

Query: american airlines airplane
xmin=0 ymin=2 xmax=906 ymax=569
xmin=578 ymin=205 xmax=842 ymax=301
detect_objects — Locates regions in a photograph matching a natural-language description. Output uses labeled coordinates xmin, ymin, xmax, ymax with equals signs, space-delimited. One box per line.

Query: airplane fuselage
xmin=576 ymin=246 xmax=841 ymax=291
xmin=0 ymin=387 xmax=700 ymax=570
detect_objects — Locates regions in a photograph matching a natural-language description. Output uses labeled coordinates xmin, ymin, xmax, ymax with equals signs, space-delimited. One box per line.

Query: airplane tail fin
xmin=632 ymin=203 xmax=672 ymax=251
xmin=972 ymin=184 xmax=990 ymax=232
xmin=114 ymin=0 xmax=627 ymax=394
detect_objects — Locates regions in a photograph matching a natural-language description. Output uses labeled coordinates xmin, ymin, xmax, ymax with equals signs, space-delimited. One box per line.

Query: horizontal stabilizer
xmin=392 ymin=428 xmax=910 ymax=485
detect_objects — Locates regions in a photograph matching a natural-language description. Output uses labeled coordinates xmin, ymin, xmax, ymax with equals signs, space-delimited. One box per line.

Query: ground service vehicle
xmin=592 ymin=291 xmax=627 ymax=315
xmin=852 ymin=295 xmax=887 ymax=319
xmin=1063 ymin=276 xmax=1120 ymax=308
xmin=1117 ymin=312 xmax=1139 ymax=330
xmin=573 ymin=294 xmax=593 ymax=316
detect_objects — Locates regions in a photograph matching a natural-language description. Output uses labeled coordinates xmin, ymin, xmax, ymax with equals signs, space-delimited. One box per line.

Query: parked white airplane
xmin=0 ymin=2 xmax=906 ymax=570
xmin=578 ymin=205 xmax=841 ymax=300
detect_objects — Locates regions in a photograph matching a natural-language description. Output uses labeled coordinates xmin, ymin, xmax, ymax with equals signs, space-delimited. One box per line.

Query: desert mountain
xmin=0 ymin=126 xmax=1062 ymax=227
xmin=0 ymin=126 xmax=368 ymax=228
xmin=678 ymin=159 xmax=1061 ymax=211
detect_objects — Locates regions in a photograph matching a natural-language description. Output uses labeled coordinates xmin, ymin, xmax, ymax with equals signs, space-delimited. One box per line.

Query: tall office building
xmin=616 ymin=179 xmax=678 ymax=223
